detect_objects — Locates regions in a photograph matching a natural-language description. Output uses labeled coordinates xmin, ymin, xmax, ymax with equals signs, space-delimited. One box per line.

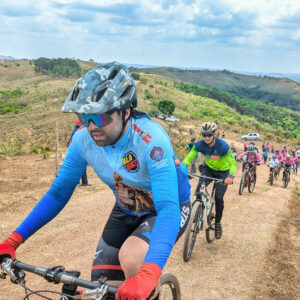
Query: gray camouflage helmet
xmin=62 ymin=62 xmax=137 ymax=114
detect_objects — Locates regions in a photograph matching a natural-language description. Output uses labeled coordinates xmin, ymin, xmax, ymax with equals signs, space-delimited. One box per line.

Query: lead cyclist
xmin=0 ymin=62 xmax=191 ymax=300
xmin=182 ymin=122 xmax=236 ymax=239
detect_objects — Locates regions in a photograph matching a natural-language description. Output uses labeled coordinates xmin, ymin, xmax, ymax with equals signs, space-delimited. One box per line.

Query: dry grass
xmin=251 ymin=182 xmax=300 ymax=299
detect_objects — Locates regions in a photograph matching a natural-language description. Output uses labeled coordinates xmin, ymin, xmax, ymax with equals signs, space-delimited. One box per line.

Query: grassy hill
xmin=0 ymin=60 xmax=299 ymax=158
xmin=132 ymin=67 xmax=300 ymax=111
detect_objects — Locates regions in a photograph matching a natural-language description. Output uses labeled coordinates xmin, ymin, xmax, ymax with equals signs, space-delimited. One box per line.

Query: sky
xmin=1 ymin=0 xmax=300 ymax=73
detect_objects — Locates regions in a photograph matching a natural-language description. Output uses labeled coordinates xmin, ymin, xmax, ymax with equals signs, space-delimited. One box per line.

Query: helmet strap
xmin=111 ymin=110 xmax=130 ymax=145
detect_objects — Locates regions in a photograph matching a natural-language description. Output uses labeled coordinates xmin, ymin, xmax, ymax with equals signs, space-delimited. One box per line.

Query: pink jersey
xmin=291 ymin=154 xmax=298 ymax=164
xmin=283 ymin=157 xmax=296 ymax=168
xmin=275 ymin=152 xmax=284 ymax=162
xmin=281 ymin=151 xmax=286 ymax=159
xmin=237 ymin=151 xmax=263 ymax=164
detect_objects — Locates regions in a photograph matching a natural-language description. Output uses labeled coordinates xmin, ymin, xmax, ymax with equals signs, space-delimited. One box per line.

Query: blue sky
xmin=1 ymin=0 xmax=300 ymax=73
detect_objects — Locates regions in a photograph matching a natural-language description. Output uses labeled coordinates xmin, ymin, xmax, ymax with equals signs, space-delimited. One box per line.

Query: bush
xmin=34 ymin=57 xmax=82 ymax=78
xmin=158 ymin=100 xmax=175 ymax=116
xmin=0 ymin=139 xmax=23 ymax=156
xmin=131 ymin=72 xmax=140 ymax=80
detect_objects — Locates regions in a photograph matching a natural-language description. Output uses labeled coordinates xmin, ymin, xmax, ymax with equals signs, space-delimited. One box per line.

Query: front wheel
xmin=205 ymin=200 xmax=215 ymax=243
xmin=283 ymin=172 xmax=290 ymax=188
xmin=269 ymin=173 xmax=273 ymax=186
xmin=183 ymin=201 xmax=202 ymax=262
xmin=248 ymin=173 xmax=256 ymax=193
xmin=239 ymin=172 xmax=246 ymax=195
xmin=159 ymin=273 xmax=181 ymax=300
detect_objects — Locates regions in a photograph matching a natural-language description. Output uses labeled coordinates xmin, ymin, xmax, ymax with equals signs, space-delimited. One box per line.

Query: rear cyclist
xmin=182 ymin=122 xmax=236 ymax=239
xmin=0 ymin=62 xmax=191 ymax=300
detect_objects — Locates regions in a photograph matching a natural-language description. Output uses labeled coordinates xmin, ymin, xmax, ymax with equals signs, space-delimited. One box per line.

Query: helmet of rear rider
xmin=272 ymin=154 xmax=276 ymax=158
xmin=191 ymin=137 xmax=195 ymax=142
xmin=200 ymin=122 xmax=217 ymax=133
xmin=286 ymin=154 xmax=291 ymax=159
xmin=275 ymin=149 xmax=279 ymax=153
xmin=62 ymin=62 xmax=137 ymax=114
xmin=247 ymin=145 xmax=255 ymax=152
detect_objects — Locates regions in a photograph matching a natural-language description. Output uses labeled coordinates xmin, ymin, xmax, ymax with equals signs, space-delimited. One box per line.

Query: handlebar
xmin=1 ymin=257 xmax=118 ymax=297
xmin=189 ymin=173 xmax=225 ymax=183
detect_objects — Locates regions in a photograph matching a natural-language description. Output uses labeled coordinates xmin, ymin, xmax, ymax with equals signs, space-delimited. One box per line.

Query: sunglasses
xmin=202 ymin=133 xmax=213 ymax=138
xmin=77 ymin=113 xmax=113 ymax=127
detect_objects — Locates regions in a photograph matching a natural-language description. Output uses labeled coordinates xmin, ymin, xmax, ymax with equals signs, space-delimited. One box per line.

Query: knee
xmin=119 ymin=240 xmax=146 ymax=279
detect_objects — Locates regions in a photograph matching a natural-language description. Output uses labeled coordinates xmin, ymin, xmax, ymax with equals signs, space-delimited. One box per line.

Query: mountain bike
xmin=282 ymin=167 xmax=291 ymax=188
xmin=0 ymin=257 xmax=181 ymax=300
xmin=183 ymin=174 xmax=224 ymax=262
xmin=238 ymin=162 xmax=257 ymax=195
xmin=268 ymin=167 xmax=279 ymax=186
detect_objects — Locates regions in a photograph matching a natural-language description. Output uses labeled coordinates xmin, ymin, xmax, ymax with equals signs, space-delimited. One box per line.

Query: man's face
xmin=202 ymin=132 xmax=215 ymax=144
xmin=87 ymin=111 xmax=125 ymax=147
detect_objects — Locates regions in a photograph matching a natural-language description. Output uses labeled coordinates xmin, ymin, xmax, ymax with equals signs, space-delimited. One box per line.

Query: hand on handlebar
xmin=0 ymin=232 xmax=23 ymax=260
xmin=224 ymin=177 xmax=234 ymax=185
xmin=116 ymin=262 xmax=161 ymax=300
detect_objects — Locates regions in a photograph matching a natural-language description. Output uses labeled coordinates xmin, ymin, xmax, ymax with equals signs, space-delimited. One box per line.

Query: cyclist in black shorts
xmin=0 ymin=62 xmax=191 ymax=300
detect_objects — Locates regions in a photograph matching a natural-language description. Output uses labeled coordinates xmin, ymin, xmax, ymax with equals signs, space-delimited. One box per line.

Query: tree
xmin=158 ymin=100 xmax=175 ymax=116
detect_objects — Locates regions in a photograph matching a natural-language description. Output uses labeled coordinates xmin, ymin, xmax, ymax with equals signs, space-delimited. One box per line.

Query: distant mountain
xmin=0 ymin=55 xmax=16 ymax=61
xmin=131 ymin=67 xmax=300 ymax=111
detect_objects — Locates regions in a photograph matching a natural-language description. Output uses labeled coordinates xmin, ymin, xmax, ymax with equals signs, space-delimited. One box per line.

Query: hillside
xmin=132 ymin=67 xmax=300 ymax=111
xmin=0 ymin=60 xmax=299 ymax=158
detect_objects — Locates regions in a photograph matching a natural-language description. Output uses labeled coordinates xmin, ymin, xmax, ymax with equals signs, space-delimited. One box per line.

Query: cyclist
xmin=282 ymin=154 xmax=295 ymax=180
xmin=291 ymin=150 xmax=298 ymax=175
xmin=186 ymin=137 xmax=199 ymax=173
xmin=237 ymin=145 xmax=263 ymax=178
xmin=262 ymin=149 xmax=269 ymax=164
xmin=0 ymin=62 xmax=191 ymax=300
xmin=267 ymin=154 xmax=280 ymax=181
xmin=182 ymin=121 xmax=236 ymax=239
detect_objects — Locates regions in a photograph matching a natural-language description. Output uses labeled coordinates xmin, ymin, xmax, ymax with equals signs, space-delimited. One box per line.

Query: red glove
xmin=0 ymin=232 xmax=24 ymax=259
xmin=116 ymin=262 xmax=162 ymax=300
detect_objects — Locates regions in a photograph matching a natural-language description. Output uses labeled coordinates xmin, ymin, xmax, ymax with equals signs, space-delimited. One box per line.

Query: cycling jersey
xmin=268 ymin=158 xmax=279 ymax=168
xmin=183 ymin=137 xmax=236 ymax=178
xmin=237 ymin=151 xmax=263 ymax=165
xmin=15 ymin=116 xmax=191 ymax=269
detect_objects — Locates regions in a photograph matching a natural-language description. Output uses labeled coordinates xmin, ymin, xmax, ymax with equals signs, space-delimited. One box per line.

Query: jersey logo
xmin=132 ymin=124 xmax=152 ymax=144
xmin=150 ymin=146 xmax=165 ymax=162
xmin=122 ymin=151 xmax=139 ymax=172
xmin=210 ymin=155 xmax=219 ymax=160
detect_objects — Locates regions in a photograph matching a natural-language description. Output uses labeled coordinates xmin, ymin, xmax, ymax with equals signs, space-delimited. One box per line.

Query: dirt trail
xmin=0 ymin=149 xmax=299 ymax=299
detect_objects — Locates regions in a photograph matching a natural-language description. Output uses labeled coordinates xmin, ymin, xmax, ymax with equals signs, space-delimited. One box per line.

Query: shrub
xmin=0 ymin=138 xmax=23 ymax=156
xmin=158 ymin=100 xmax=175 ymax=116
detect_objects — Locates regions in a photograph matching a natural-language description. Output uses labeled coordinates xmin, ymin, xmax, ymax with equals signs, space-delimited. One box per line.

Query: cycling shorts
xmin=91 ymin=202 xmax=191 ymax=281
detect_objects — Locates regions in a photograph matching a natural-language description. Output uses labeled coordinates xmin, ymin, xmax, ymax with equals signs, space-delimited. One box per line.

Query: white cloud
xmin=0 ymin=0 xmax=299 ymax=72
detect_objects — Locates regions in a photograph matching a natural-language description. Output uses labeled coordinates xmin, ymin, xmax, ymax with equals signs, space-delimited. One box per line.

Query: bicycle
xmin=0 ymin=257 xmax=181 ymax=300
xmin=183 ymin=174 xmax=224 ymax=262
xmin=238 ymin=162 xmax=257 ymax=195
xmin=282 ymin=167 xmax=291 ymax=188
xmin=268 ymin=167 xmax=279 ymax=186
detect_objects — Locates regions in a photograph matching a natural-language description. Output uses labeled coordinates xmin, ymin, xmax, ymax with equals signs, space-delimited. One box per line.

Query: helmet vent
xmin=120 ymin=85 xmax=133 ymax=100
xmin=71 ymin=86 xmax=80 ymax=101
xmin=107 ymin=67 xmax=120 ymax=80
xmin=94 ymin=88 xmax=107 ymax=102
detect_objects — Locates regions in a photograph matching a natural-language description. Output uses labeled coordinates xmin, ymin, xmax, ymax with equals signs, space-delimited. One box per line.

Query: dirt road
xmin=0 ymin=153 xmax=299 ymax=299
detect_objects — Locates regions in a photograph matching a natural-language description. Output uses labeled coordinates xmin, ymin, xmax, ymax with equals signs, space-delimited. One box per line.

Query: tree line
xmin=174 ymin=81 xmax=300 ymax=140
xmin=34 ymin=57 xmax=82 ymax=78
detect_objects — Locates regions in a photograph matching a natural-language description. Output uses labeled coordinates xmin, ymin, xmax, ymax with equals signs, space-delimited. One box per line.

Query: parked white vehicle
xmin=241 ymin=133 xmax=260 ymax=141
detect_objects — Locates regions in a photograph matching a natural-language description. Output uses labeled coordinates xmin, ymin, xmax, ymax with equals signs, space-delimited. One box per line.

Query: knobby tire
xmin=159 ymin=272 xmax=181 ymax=300
xmin=182 ymin=201 xmax=202 ymax=262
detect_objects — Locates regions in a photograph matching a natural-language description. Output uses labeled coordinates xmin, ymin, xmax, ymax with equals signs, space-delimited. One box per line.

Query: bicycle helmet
xmin=286 ymin=154 xmax=291 ymax=159
xmin=247 ymin=145 xmax=255 ymax=152
xmin=200 ymin=122 xmax=217 ymax=133
xmin=275 ymin=149 xmax=279 ymax=153
xmin=191 ymin=137 xmax=195 ymax=142
xmin=75 ymin=120 xmax=81 ymax=125
xmin=272 ymin=154 xmax=276 ymax=158
xmin=62 ymin=62 xmax=137 ymax=114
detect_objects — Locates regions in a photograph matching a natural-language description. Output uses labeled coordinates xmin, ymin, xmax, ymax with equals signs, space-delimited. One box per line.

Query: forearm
xmin=182 ymin=147 xmax=198 ymax=167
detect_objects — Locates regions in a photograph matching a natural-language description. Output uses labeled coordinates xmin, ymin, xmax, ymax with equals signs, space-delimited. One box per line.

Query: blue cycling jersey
xmin=15 ymin=116 xmax=190 ymax=269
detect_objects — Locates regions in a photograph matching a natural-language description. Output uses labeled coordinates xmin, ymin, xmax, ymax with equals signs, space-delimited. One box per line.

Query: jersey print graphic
xmin=150 ymin=146 xmax=165 ymax=161
xmin=113 ymin=171 xmax=154 ymax=214
xmin=122 ymin=151 xmax=139 ymax=172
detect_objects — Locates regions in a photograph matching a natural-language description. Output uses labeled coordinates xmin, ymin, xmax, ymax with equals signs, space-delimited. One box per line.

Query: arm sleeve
xmin=237 ymin=151 xmax=247 ymax=160
xmin=182 ymin=146 xmax=198 ymax=167
xmin=15 ymin=135 xmax=87 ymax=241
xmin=224 ymin=149 xmax=237 ymax=177
xmin=143 ymin=137 xmax=182 ymax=270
